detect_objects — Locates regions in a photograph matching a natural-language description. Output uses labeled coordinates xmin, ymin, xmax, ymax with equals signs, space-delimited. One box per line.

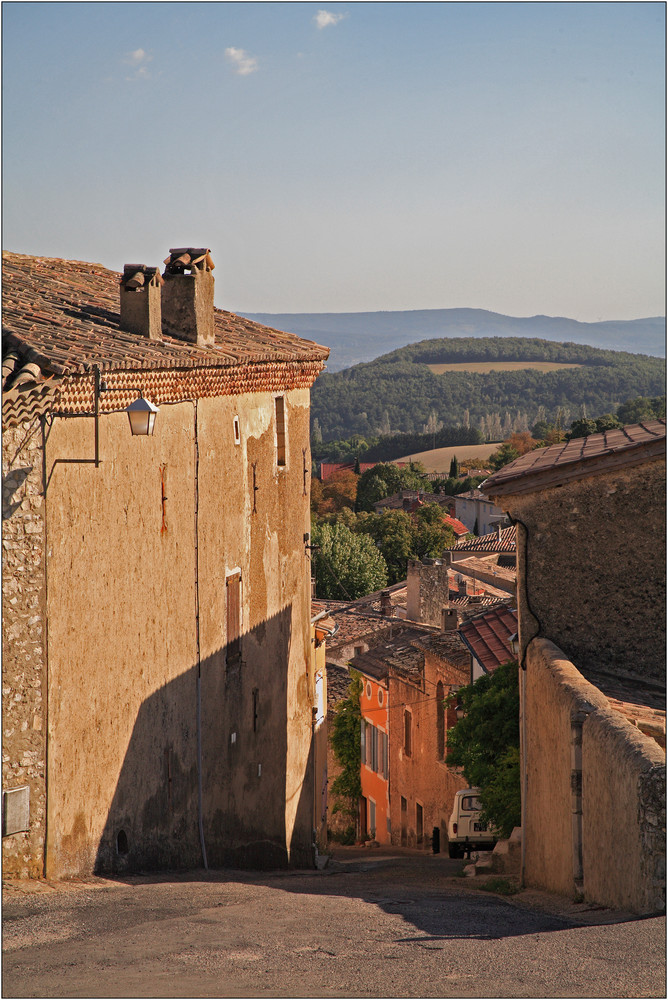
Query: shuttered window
xmin=275 ymin=396 xmax=286 ymax=467
xmin=404 ymin=709 xmax=412 ymax=757
xmin=226 ymin=572 xmax=242 ymax=663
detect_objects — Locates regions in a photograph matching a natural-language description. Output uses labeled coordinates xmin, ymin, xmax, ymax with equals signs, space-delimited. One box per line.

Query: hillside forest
xmin=311 ymin=336 xmax=665 ymax=443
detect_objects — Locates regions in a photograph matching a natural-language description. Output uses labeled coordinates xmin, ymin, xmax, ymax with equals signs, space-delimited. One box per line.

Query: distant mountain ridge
xmin=239 ymin=308 xmax=666 ymax=371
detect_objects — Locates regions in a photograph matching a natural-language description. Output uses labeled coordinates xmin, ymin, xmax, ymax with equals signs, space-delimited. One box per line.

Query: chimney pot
xmin=120 ymin=265 xmax=163 ymax=340
xmin=161 ymin=247 xmax=215 ymax=346
xmin=380 ymin=590 xmax=394 ymax=617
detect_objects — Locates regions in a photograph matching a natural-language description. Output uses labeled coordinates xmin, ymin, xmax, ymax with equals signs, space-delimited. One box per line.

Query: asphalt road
xmin=3 ymin=848 xmax=665 ymax=998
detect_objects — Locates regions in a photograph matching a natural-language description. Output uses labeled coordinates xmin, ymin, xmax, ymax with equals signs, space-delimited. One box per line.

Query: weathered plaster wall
xmin=360 ymin=675 xmax=390 ymax=843
xmin=2 ymin=417 xmax=48 ymax=877
xmin=582 ymin=708 xmax=665 ymax=913
xmin=499 ymin=461 xmax=666 ymax=686
xmin=44 ymin=404 xmax=200 ymax=876
xmin=525 ymin=638 xmax=665 ymax=913
xmin=388 ymin=653 xmax=468 ymax=849
xmin=197 ymin=388 xmax=315 ymax=867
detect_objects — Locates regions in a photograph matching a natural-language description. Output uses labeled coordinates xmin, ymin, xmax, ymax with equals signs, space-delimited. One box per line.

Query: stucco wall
xmin=39 ymin=386 xmax=315 ymax=877
xmin=500 ymin=461 xmax=665 ymax=687
xmin=525 ymin=638 xmax=665 ymax=914
xmin=44 ymin=404 xmax=200 ymax=876
xmin=2 ymin=416 xmax=48 ymax=877
xmin=388 ymin=652 xmax=468 ymax=849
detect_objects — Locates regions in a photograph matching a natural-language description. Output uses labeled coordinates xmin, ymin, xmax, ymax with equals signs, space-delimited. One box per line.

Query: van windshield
xmin=461 ymin=796 xmax=482 ymax=811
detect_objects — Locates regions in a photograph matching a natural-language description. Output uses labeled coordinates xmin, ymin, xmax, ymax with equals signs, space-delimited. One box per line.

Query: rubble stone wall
xmin=2 ymin=416 xmax=47 ymax=877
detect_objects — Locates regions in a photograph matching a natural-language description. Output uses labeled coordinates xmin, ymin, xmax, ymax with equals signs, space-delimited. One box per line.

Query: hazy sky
xmin=3 ymin=2 xmax=665 ymax=319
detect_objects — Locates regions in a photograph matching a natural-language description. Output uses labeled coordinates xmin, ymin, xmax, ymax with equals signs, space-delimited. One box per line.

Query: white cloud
xmin=225 ymin=47 xmax=258 ymax=76
xmin=123 ymin=48 xmax=153 ymax=81
xmin=314 ymin=10 xmax=347 ymax=30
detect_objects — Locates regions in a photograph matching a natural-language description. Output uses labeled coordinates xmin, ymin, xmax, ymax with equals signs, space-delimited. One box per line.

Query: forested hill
xmin=240 ymin=308 xmax=665 ymax=372
xmin=310 ymin=336 xmax=666 ymax=441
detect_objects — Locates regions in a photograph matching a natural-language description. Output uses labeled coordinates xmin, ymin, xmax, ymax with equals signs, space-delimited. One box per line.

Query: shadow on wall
xmin=94 ymin=605 xmax=315 ymax=875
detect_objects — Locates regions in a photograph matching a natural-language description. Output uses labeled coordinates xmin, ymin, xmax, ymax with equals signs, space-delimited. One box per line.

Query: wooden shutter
xmin=226 ymin=572 xmax=241 ymax=662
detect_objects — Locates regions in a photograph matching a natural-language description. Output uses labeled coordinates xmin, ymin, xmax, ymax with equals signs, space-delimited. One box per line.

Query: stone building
xmin=2 ymin=248 xmax=329 ymax=878
xmin=351 ymin=626 xmax=470 ymax=849
xmin=485 ymin=421 xmax=666 ymax=914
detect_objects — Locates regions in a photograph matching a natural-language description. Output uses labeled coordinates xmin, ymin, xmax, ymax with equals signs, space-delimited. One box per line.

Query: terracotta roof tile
xmin=451 ymin=526 xmax=516 ymax=553
xmin=443 ymin=514 xmax=469 ymax=536
xmin=484 ymin=421 xmax=666 ymax=498
xmin=458 ymin=606 xmax=518 ymax=675
xmin=2 ymin=251 xmax=329 ymax=380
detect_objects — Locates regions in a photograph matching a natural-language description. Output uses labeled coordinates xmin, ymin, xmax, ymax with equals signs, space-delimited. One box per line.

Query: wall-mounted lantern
xmin=125 ymin=396 xmax=159 ymax=436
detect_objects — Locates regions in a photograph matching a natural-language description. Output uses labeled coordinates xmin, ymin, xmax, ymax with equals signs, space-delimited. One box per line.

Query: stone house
xmin=351 ymin=626 xmax=470 ymax=849
xmin=453 ymin=489 xmax=504 ymax=536
xmin=2 ymin=248 xmax=329 ymax=878
xmin=485 ymin=420 xmax=666 ymax=914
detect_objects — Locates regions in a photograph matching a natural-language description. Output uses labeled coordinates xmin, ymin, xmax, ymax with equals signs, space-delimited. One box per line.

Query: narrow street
xmin=3 ymin=847 xmax=665 ymax=998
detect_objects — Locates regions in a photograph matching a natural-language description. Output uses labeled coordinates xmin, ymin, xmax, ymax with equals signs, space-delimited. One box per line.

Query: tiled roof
xmin=449 ymin=595 xmax=514 ymax=619
xmin=452 ymin=526 xmax=516 ymax=553
xmin=484 ymin=421 xmax=666 ymax=498
xmin=351 ymin=626 xmax=467 ymax=684
xmin=458 ymin=606 xmax=518 ymax=675
xmin=443 ymin=514 xmax=469 ymax=536
xmin=3 ymin=252 xmax=329 ymax=379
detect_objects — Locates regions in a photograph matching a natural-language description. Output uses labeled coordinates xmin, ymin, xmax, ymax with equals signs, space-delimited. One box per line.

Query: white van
xmin=447 ymin=788 xmax=497 ymax=858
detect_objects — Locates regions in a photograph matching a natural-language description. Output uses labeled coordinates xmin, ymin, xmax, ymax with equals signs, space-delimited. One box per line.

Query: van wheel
xmin=448 ymin=843 xmax=462 ymax=859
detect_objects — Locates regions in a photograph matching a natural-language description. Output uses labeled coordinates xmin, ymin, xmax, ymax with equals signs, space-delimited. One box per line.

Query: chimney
xmin=380 ymin=590 xmax=394 ymax=617
xmin=441 ymin=607 xmax=458 ymax=631
xmin=161 ymin=247 xmax=215 ymax=346
xmin=120 ymin=265 xmax=163 ymax=339
xmin=496 ymin=523 xmax=502 ymax=542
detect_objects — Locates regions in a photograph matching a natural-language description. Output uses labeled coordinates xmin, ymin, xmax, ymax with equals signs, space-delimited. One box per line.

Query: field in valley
xmin=393 ymin=442 xmax=499 ymax=474
xmin=426 ymin=361 xmax=583 ymax=374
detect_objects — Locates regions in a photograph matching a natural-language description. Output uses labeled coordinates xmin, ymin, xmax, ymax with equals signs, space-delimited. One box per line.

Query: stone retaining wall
xmin=525 ymin=638 xmax=665 ymax=914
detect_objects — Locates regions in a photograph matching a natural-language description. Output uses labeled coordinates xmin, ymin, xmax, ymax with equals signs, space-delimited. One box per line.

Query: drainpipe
xmin=571 ymin=705 xmax=594 ymax=898
xmin=194 ymin=401 xmax=208 ymax=870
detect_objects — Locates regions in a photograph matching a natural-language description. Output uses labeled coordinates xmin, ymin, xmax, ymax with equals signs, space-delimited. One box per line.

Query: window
xmin=354 ymin=645 xmax=364 ymax=657
xmin=275 ymin=396 xmax=286 ymax=467
xmin=233 ymin=415 xmax=241 ymax=445
xmin=226 ymin=572 xmax=242 ymax=664
xmin=377 ymin=687 xmax=384 ymax=706
xmin=361 ymin=721 xmax=388 ymax=780
xmin=436 ymin=681 xmax=445 ymax=760
xmin=461 ymin=795 xmax=482 ymax=812
xmin=416 ymin=802 xmax=423 ymax=843
xmin=369 ymin=799 xmax=376 ymax=838
xmin=404 ymin=709 xmax=412 ymax=757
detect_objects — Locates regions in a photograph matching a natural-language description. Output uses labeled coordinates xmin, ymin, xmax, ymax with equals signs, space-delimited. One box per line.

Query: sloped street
xmin=3 ymin=848 xmax=665 ymax=999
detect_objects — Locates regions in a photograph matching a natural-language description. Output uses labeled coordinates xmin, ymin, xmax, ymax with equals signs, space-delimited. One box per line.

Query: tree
xmin=445 ymin=659 xmax=520 ymax=838
xmin=594 ymin=413 xmax=622 ymax=433
xmin=330 ymin=671 xmax=363 ymax=838
xmin=312 ymin=417 xmax=323 ymax=445
xmin=567 ymin=418 xmax=597 ymax=440
xmin=311 ymin=521 xmax=388 ymax=599
xmin=355 ymin=462 xmax=431 ymax=512
xmin=310 ymin=469 xmax=358 ymax=517
xmin=489 ymin=443 xmax=520 ymax=471
xmin=616 ymin=395 xmax=666 ymax=424
xmin=449 ymin=454 xmax=460 ymax=479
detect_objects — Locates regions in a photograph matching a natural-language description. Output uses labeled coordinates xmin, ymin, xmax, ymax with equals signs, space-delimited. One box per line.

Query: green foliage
xmin=311 ymin=336 xmax=665 ymax=441
xmin=432 ymin=475 xmax=487 ymax=495
xmin=330 ymin=671 xmax=363 ymax=821
xmin=330 ymin=504 xmax=455 ymax=585
xmin=449 ymin=454 xmax=460 ymax=478
xmin=479 ymin=877 xmax=519 ymax=896
xmin=616 ymin=394 xmax=666 ymax=424
xmin=311 ymin=521 xmax=388 ymax=599
xmin=446 ymin=660 xmax=520 ymax=838
xmin=355 ymin=462 xmax=432 ymax=512
xmin=489 ymin=443 xmax=520 ymax=471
